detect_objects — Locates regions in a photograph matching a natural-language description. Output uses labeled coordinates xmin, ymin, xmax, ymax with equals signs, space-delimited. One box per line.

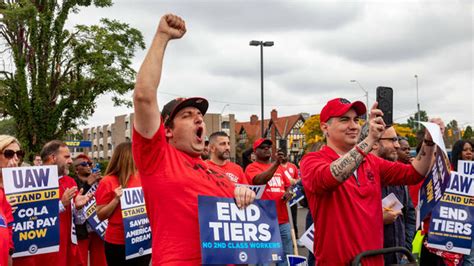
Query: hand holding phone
xmin=376 ymin=86 xmax=393 ymax=127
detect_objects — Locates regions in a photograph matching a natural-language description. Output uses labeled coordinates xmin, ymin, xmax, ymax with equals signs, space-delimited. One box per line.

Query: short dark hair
xmin=209 ymin=131 xmax=229 ymax=143
xmin=40 ymin=140 xmax=67 ymax=162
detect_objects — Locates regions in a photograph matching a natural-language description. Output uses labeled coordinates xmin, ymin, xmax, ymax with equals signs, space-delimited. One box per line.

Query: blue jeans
xmin=257 ymin=223 xmax=293 ymax=266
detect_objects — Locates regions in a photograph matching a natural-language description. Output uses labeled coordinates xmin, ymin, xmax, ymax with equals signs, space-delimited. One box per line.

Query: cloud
xmin=69 ymin=0 xmax=472 ymax=129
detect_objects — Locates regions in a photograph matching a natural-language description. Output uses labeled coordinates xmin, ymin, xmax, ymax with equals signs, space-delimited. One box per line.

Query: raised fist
xmin=157 ymin=14 xmax=186 ymax=40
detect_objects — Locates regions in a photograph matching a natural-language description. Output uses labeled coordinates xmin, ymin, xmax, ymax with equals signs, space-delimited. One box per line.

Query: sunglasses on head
xmin=78 ymin=161 xmax=93 ymax=167
xmin=2 ymin=149 xmax=25 ymax=159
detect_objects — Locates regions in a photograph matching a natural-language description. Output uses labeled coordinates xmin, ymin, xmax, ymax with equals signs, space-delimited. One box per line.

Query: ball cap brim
xmin=253 ymin=138 xmax=273 ymax=152
xmin=320 ymin=98 xmax=366 ymax=123
xmin=162 ymin=97 xmax=209 ymax=127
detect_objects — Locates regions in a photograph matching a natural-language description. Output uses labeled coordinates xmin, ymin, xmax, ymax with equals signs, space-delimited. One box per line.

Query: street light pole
xmin=250 ymin=40 xmax=274 ymax=138
xmin=415 ymin=74 xmax=420 ymax=130
xmin=350 ymin=80 xmax=369 ymax=119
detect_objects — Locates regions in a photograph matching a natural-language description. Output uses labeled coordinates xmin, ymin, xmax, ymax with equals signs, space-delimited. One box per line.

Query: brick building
xmin=80 ymin=113 xmax=237 ymax=161
xmin=235 ymin=109 xmax=309 ymax=164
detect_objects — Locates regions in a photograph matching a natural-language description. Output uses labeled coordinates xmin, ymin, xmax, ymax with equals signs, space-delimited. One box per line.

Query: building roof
xmin=236 ymin=113 xmax=305 ymax=140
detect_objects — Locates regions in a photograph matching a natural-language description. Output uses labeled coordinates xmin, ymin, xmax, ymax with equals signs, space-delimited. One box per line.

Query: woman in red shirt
xmin=0 ymin=135 xmax=22 ymax=266
xmin=95 ymin=142 xmax=150 ymax=266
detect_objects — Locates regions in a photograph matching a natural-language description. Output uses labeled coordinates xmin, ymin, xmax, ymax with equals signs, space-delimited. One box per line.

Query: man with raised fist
xmin=132 ymin=14 xmax=255 ymax=265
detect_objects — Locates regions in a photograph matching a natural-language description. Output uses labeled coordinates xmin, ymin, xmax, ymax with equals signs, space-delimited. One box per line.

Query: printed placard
xmin=427 ymin=166 xmax=474 ymax=255
xmin=417 ymin=146 xmax=451 ymax=227
xmin=198 ymin=196 xmax=284 ymax=264
xmin=298 ymin=224 xmax=314 ymax=254
xmin=240 ymin=184 xmax=266 ymax=199
xmin=287 ymin=255 xmax=308 ymax=266
xmin=289 ymin=185 xmax=305 ymax=207
xmin=84 ymin=182 xmax=108 ymax=239
xmin=3 ymin=166 xmax=60 ymax=257
xmin=120 ymin=187 xmax=151 ymax=260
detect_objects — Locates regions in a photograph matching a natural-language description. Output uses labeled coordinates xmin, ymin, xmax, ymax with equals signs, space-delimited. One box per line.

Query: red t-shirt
xmin=280 ymin=162 xmax=299 ymax=183
xmin=245 ymin=161 xmax=291 ymax=224
xmin=207 ymin=160 xmax=248 ymax=184
xmin=95 ymin=174 xmax=141 ymax=245
xmin=132 ymin=123 xmax=236 ymax=265
xmin=300 ymin=146 xmax=424 ymax=266
xmin=0 ymin=188 xmax=13 ymax=266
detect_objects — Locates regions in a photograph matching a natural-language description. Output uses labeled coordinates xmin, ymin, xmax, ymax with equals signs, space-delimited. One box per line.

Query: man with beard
xmin=14 ymin=141 xmax=93 ymax=266
xmin=371 ymin=127 xmax=416 ymax=265
xmin=73 ymin=155 xmax=106 ymax=266
xmin=245 ymin=138 xmax=293 ymax=266
xmin=207 ymin=131 xmax=248 ymax=184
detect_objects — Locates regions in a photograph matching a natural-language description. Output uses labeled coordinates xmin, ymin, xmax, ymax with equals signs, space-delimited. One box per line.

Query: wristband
xmin=424 ymin=139 xmax=435 ymax=146
xmin=355 ymin=145 xmax=367 ymax=157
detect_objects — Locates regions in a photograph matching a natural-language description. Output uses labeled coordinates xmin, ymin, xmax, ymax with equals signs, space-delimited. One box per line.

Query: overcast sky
xmin=68 ymin=0 xmax=473 ymax=129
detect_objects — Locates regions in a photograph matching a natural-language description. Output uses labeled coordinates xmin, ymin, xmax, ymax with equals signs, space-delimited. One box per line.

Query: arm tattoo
xmin=330 ymin=142 xmax=368 ymax=182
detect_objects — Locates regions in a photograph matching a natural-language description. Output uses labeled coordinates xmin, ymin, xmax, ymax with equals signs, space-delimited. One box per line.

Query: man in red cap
xmin=132 ymin=14 xmax=255 ymax=265
xmin=245 ymin=138 xmax=293 ymax=266
xmin=300 ymin=98 xmax=443 ymax=266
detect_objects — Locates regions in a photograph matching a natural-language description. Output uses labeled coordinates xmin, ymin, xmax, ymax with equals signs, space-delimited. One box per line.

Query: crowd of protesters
xmin=0 ymin=13 xmax=472 ymax=266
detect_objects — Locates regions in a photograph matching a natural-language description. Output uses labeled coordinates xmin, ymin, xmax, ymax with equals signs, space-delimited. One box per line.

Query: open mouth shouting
xmin=196 ymin=126 xmax=204 ymax=142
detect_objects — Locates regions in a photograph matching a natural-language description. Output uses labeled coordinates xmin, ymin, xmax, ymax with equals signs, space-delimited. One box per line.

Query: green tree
xmin=407 ymin=110 xmax=429 ymax=129
xmin=0 ymin=118 xmax=16 ymax=135
xmin=0 ymin=0 xmax=145 ymax=156
xmin=301 ymin=114 xmax=324 ymax=151
xmin=463 ymin=126 xmax=473 ymax=140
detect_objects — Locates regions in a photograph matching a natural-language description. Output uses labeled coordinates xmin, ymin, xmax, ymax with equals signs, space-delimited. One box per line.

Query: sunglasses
xmin=78 ymin=161 xmax=93 ymax=167
xmin=2 ymin=149 xmax=25 ymax=159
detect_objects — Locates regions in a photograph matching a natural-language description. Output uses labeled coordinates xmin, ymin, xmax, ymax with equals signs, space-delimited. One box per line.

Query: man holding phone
xmin=300 ymin=98 xmax=443 ymax=265
xmin=245 ymin=139 xmax=294 ymax=266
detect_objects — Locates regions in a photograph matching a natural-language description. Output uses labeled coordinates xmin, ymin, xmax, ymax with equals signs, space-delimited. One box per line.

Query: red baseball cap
xmin=161 ymin=97 xmax=209 ymax=127
xmin=320 ymin=98 xmax=366 ymax=123
xmin=253 ymin=138 xmax=273 ymax=151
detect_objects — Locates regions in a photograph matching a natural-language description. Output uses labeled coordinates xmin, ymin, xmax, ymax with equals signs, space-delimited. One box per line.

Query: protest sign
xmin=120 ymin=187 xmax=151 ymax=260
xmin=288 ymin=185 xmax=304 ymax=207
xmin=417 ymin=145 xmax=451 ymax=227
xmin=240 ymin=184 xmax=266 ymax=199
xmin=84 ymin=182 xmax=108 ymax=239
xmin=298 ymin=224 xmax=314 ymax=254
xmin=3 ymin=166 xmax=60 ymax=257
xmin=427 ymin=161 xmax=474 ymax=255
xmin=287 ymin=255 xmax=308 ymax=266
xmin=198 ymin=196 xmax=283 ymax=264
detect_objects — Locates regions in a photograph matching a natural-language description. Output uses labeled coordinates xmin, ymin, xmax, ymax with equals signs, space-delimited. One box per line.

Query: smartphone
xmin=376 ymin=86 xmax=393 ymax=127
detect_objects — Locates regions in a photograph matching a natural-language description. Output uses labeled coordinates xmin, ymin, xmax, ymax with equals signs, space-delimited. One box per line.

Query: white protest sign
xmin=298 ymin=224 xmax=314 ymax=254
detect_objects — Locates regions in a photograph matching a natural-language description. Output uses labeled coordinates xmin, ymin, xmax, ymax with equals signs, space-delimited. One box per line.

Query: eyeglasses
xmin=379 ymin=137 xmax=399 ymax=143
xmin=78 ymin=161 xmax=93 ymax=167
xmin=2 ymin=149 xmax=25 ymax=159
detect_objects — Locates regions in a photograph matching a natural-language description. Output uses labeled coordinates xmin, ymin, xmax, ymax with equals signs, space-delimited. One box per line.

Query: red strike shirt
xmin=95 ymin=174 xmax=141 ymax=245
xmin=245 ymin=161 xmax=291 ymax=224
xmin=0 ymin=188 xmax=13 ymax=266
xmin=132 ymin=123 xmax=236 ymax=265
xmin=300 ymin=146 xmax=424 ymax=266
xmin=207 ymin=160 xmax=248 ymax=184
xmin=280 ymin=162 xmax=299 ymax=183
